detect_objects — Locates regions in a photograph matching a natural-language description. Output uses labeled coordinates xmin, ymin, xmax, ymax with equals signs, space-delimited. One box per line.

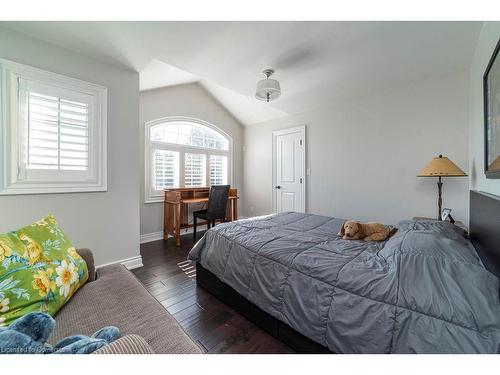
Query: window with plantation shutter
xmin=0 ymin=58 xmax=107 ymax=195
xmin=145 ymin=117 xmax=232 ymax=203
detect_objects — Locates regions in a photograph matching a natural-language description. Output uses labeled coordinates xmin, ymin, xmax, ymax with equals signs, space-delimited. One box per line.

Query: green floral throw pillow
xmin=0 ymin=215 xmax=88 ymax=327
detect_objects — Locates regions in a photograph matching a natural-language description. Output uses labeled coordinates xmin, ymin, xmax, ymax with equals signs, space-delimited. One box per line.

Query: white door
xmin=273 ymin=126 xmax=306 ymax=213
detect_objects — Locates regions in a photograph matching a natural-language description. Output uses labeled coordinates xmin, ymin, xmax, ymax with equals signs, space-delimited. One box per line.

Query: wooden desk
xmin=164 ymin=187 xmax=238 ymax=246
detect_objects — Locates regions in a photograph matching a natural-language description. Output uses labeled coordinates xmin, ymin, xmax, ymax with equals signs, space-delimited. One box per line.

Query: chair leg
xmin=193 ymin=217 xmax=197 ymax=238
xmin=207 ymin=220 xmax=211 ymax=231
xmin=212 ymin=220 xmax=216 ymax=227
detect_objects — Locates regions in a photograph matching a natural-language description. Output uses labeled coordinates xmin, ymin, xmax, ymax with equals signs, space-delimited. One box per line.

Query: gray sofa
xmin=48 ymin=248 xmax=202 ymax=354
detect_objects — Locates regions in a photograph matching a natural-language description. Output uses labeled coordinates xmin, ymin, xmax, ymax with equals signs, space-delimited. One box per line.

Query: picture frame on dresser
xmin=483 ymin=38 xmax=500 ymax=178
xmin=441 ymin=208 xmax=454 ymax=223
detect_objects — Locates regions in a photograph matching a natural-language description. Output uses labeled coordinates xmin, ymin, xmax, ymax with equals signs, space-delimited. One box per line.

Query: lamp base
xmin=437 ymin=176 xmax=443 ymax=221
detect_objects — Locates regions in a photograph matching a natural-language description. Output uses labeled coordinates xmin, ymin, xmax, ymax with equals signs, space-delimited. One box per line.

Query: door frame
xmin=272 ymin=125 xmax=306 ymax=213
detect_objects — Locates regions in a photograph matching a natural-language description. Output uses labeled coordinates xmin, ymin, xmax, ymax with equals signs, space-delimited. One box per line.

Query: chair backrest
xmin=207 ymin=185 xmax=230 ymax=219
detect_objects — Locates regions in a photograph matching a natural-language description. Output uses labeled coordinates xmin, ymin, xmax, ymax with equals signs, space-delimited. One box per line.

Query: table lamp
xmin=417 ymin=154 xmax=467 ymax=220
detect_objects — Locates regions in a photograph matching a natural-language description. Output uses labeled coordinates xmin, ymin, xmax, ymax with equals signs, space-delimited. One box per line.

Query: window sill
xmin=0 ymin=184 xmax=107 ymax=196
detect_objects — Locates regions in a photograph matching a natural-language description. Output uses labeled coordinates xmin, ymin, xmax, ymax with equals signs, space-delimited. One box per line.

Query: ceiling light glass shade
xmin=255 ymin=69 xmax=281 ymax=102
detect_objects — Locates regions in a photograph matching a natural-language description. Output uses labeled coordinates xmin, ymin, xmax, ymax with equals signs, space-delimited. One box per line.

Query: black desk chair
xmin=193 ymin=185 xmax=230 ymax=239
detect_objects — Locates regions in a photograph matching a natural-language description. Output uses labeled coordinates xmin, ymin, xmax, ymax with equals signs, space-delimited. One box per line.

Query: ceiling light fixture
xmin=255 ymin=69 xmax=281 ymax=102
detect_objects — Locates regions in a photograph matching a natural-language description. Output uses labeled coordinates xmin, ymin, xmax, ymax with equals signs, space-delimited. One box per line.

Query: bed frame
xmin=196 ymin=262 xmax=332 ymax=353
xmin=196 ymin=190 xmax=500 ymax=353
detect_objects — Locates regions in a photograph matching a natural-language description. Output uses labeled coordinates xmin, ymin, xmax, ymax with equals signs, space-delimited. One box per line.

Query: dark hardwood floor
xmin=132 ymin=232 xmax=294 ymax=354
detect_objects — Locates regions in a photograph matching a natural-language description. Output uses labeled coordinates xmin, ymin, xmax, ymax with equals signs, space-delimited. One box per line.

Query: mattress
xmin=188 ymin=212 xmax=500 ymax=353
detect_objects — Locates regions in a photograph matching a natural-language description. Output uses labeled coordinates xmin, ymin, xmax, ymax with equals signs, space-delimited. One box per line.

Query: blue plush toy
xmin=0 ymin=312 xmax=119 ymax=354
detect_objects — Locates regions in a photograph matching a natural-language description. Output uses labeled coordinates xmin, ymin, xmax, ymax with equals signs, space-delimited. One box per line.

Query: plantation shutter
xmin=209 ymin=155 xmax=228 ymax=185
xmin=27 ymin=91 xmax=90 ymax=171
xmin=184 ymin=153 xmax=207 ymax=187
xmin=154 ymin=149 xmax=179 ymax=189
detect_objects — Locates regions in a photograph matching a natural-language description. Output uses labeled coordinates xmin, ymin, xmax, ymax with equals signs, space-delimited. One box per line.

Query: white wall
xmin=0 ymin=27 xmax=141 ymax=266
xmin=469 ymin=22 xmax=500 ymax=197
xmin=244 ymin=71 xmax=470 ymax=225
xmin=140 ymin=83 xmax=244 ymax=236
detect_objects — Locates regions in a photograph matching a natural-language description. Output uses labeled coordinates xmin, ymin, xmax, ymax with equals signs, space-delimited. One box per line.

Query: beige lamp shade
xmin=417 ymin=154 xmax=467 ymax=177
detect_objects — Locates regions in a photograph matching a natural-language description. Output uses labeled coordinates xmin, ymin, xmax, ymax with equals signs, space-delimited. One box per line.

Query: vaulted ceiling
xmin=1 ymin=21 xmax=482 ymax=125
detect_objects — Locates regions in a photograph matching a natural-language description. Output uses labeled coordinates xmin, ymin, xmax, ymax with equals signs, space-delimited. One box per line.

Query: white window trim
xmin=144 ymin=116 xmax=233 ymax=203
xmin=0 ymin=58 xmax=107 ymax=195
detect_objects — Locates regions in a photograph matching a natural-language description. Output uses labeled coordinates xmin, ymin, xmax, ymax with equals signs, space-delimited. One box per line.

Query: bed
xmin=188 ymin=191 xmax=500 ymax=353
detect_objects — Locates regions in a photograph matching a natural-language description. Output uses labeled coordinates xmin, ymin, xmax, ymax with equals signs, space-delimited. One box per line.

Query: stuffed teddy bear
xmin=0 ymin=312 xmax=119 ymax=354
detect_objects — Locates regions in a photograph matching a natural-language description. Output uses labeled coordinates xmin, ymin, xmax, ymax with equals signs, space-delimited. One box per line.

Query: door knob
xmin=275 ymin=186 xmax=281 ymax=189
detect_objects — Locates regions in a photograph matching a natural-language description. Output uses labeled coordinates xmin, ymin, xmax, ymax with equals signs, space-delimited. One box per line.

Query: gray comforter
xmin=188 ymin=212 xmax=500 ymax=353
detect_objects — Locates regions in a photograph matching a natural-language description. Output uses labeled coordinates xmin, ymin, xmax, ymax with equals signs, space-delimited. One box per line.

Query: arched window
xmin=145 ymin=117 xmax=232 ymax=203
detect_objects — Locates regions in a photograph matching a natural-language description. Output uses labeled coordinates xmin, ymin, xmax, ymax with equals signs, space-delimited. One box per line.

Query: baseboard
xmin=140 ymin=226 xmax=209 ymax=243
xmin=140 ymin=231 xmax=163 ymax=244
xmin=97 ymin=255 xmax=143 ymax=270
xmin=140 ymin=217 xmax=250 ymax=245
xmin=139 ymin=229 xmax=193 ymax=244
